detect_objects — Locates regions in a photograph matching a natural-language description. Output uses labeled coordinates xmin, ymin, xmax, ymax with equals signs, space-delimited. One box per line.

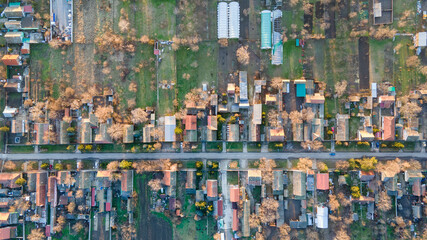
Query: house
xmin=26 ymin=172 xmax=37 ymax=192
xmin=21 ymin=16 xmax=39 ymax=30
xmin=404 ymin=170 xmax=422 ymax=182
xmin=260 ymin=10 xmax=272 ymax=49
xmin=1 ymin=55 xmax=22 ymax=66
xmin=4 ymin=80 xmax=23 ymax=93
xmin=373 ymin=0 xmax=393 ymax=25
xmin=293 ymin=123 xmax=304 ymax=141
xmin=316 ymin=206 xmax=328 ymax=229
xmin=48 ymin=176 xmax=57 ymax=207
xmin=232 ymin=209 xmax=239 ymax=232
xmin=295 ymin=80 xmax=307 ymax=97
xmin=35 ymin=123 xmax=49 ymax=145
xmin=242 ymin=200 xmax=250 ymax=237
xmin=412 ymin=179 xmax=422 ymax=197
xmin=403 ymin=128 xmax=419 ymax=141
xmin=80 ymin=119 xmax=92 ymax=144
xmin=305 ymin=93 xmax=325 ymax=105
xmin=0 ymin=226 xmax=17 ymax=239
xmin=248 ymin=123 xmax=260 ymax=142
xmin=59 ymin=121 xmax=69 ymax=144
xmin=227 ymin=124 xmax=239 ymax=142
xmin=217 ymin=199 xmax=223 ymax=217
xmin=142 ymin=124 xmax=154 ymax=143
xmin=36 ymin=171 xmax=48 ymax=207
xmin=307 ymin=172 xmax=314 ymax=191
xmin=311 ymin=118 xmax=324 ymax=141
xmin=265 ymin=94 xmax=277 ymax=105
xmin=207 ymin=180 xmax=218 ymax=201
xmin=227 ymin=83 xmax=235 ymax=94
xmin=185 ymin=171 xmax=196 ymax=194
xmin=293 ymin=171 xmax=306 ymax=199
xmin=336 ymin=114 xmax=350 ymax=141
xmin=184 ymin=115 xmax=197 ymax=142
xmin=239 ymin=71 xmax=249 ymax=108
xmin=252 ymin=104 xmax=262 ymax=125
xmin=4 ymin=21 xmax=21 ymax=30
xmin=120 ymin=170 xmax=134 ymax=198
xmin=269 ymin=127 xmax=285 ymax=142
xmin=94 ymin=123 xmax=112 ymax=143
xmin=4 ymin=32 xmax=23 ymax=44
xmin=164 ymin=116 xmax=176 ymax=142
xmin=78 ymin=170 xmax=95 ymax=190
xmin=273 ymin=170 xmax=284 ymax=195
xmin=230 ymin=186 xmax=239 ymax=203
xmin=0 ymin=173 xmax=20 ymax=189
xmin=271 ymin=9 xmax=282 ymax=65
xmin=382 ymin=116 xmax=395 ymax=141
xmin=412 ymin=205 xmax=422 ymax=219
xmin=21 ymin=42 xmax=30 ymax=54
xmin=57 ymin=171 xmax=72 ymax=192
xmin=0 ymin=213 xmax=18 ymax=226
xmin=358 ymin=130 xmax=374 ymax=141
xmin=207 ymin=115 xmax=217 ymax=142
xmin=2 ymin=106 xmax=17 ymax=118
xmin=359 ymin=171 xmax=375 ymax=182
xmin=414 ymin=32 xmax=426 ymax=47
xmin=11 ymin=118 xmax=27 ymax=135
xmin=2 ymin=6 xmax=24 ymax=18
xmin=247 ymin=170 xmax=262 ymax=186
xmin=123 ymin=124 xmax=134 ymax=144
xmin=316 ymin=173 xmax=329 ymax=190
xmin=163 ymin=170 xmax=176 ymax=197
xmin=379 ymin=95 xmax=395 ymax=108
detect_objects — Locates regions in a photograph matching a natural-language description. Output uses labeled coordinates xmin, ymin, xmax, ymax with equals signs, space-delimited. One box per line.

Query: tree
xmin=334 ymin=228 xmax=350 ymax=240
xmin=28 ymin=229 xmax=45 ymax=240
xmin=131 ymin=108 xmax=149 ymax=124
xmin=249 ymin=213 xmax=260 ymax=229
xmin=229 ymin=161 xmax=238 ymax=169
xmin=120 ymin=224 xmax=136 ymax=240
xmin=107 ymin=123 xmax=124 ymax=141
xmin=0 ymin=126 xmax=9 ymax=132
xmin=334 ymin=81 xmax=347 ymax=98
xmin=107 ymin=161 xmax=120 ymax=171
xmin=3 ymin=161 xmax=16 ymax=171
xmin=301 ymin=108 xmax=315 ymax=122
xmin=64 ymin=87 xmax=75 ymax=99
xmin=329 ymin=194 xmax=340 ymax=212
xmin=377 ymin=191 xmax=392 ymax=212
xmin=271 ymin=77 xmax=283 ymax=91
xmin=24 ymin=99 xmax=33 ymax=108
xmin=405 ymin=55 xmax=420 ymax=68
xmin=307 ymin=228 xmax=319 ymax=240
xmin=236 ymin=45 xmax=250 ymax=65
xmin=54 ymin=163 xmax=63 ymax=171
xmin=317 ymin=162 xmax=328 ymax=173
xmin=267 ymin=110 xmax=280 ymax=128
xmin=296 ymin=158 xmax=312 ymax=170
xmin=95 ymin=106 xmax=113 ymax=123
xmin=76 ymin=190 xmax=84 ymax=198
xmin=120 ymin=160 xmax=133 ymax=170
xmin=289 ymin=110 xmax=303 ymax=124
xmin=336 ymin=160 xmax=350 ymax=171
xmin=148 ymin=179 xmax=162 ymax=191
xmin=351 ymin=186 xmax=361 ymax=198
xmin=72 ymin=222 xmax=84 ymax=234
xmin=41 ymin=163 xmax=49 ymax=169
xmin=53 ymin=215 xmax=66 ymax=232
xmin=399 ymin=101 xmax=422 ymax=119
xmin=258 ymin=158 xmax=276 ymax=184
xmin=278 ymin=223 xmax=291 ymax=239
xmin=301 ymin=140 xmax=323 ymax=151
xmin=348 ymin=157 xmax=377 ymax=171
xmin=67 ymin=201 xmax=76 ymax=213
xmin=15 ymin=178 xmax=26 ymax=186
xmin=174 ymin=127 xmax=183 ymax=135
xmin=258 ymin=198 xmax=279 ymax=223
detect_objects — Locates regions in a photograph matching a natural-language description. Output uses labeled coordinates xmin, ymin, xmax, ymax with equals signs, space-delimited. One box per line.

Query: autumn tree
xmin=317 ymin=162 xmax=328 ymax=173
xmin=107 ymin=161 xmax=120 ymax=171
xmin=72 ymin=222 xmax=84 ymax=234
xmin=271 ymin=77 xmax=283 ymax=91
xmin=131 ymin=108 xmax=149 ymax=124
xmin=120 ymin=224 xmax=136 ymax=240
xmin=76 ymin=190 xmax=84 ymax=198
xmin=399 ymin=101 xmax=422 ymax=119
xmin=67 ymin=202 xmax=76 ymax=213
xmin=377 ymin=191 xmax=392 ymax=212
xmin=301 ymin=108 xmax=315 ymax=122
xmin=53 ymin=215 xmax=66 ymax=232
xmin=278 ymin=223 xmax=291 ymax=240
xmin=236 ymin=45 xmax=250 ymax=65
xmin=107 ymin=124 xmax=124 ymax=141
xmin=95 ymin=106 xmax=113 ymax=123
xmin=28 ymin=229 xmax=45 ymax=240
xmin=258 ymin=158 xmax=276 ymax=184
xmin=334 ymin=227 xmax=350 ymax=240
xmin=406 ymin=55 xmax=420 ymax=68
xmin=258 ymin=198 xmax=279 ymax=223
xmin=306 ymin=228 xmax=319 ymax=240
xmin=336 ymin=160 xmax=350 ymax=172
xmin=229 ymin=161 xmax=239 ymax=169
xmin=267 ymin=110 xmax=281 ymax=128
xmin=148 ymin=179 xmax=162 ymax=191
xmin=3 ymin=161 xmax=16 ymax=171
xmin=301 ymin=140 xmax=323 ymax=151
xmin=249 ymin=213 xmax=260 ymax=228
xmin=296 ymin=158 xmax=312 ymax=170
xmin=289 ymin=110 xmax=303 ymax=124
xmin=335 ymin=81 xmax=347 ymax=98
xmin=329 ymin=194 xmax=340 ymax=212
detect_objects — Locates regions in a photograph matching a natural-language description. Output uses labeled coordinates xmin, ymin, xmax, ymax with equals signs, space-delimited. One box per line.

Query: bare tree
xmin=289 ymin=111 xmax=303 ymax=124
xmin=236 ymin=45 xmax=250 ymax=65
xmin=335 ymin=81 xmax=347 ymax=98
xmin=148 ymin=179 xmax=162 ymax=191
xmin=258 ymin=198 xmax=279 ymax=223
xmin=258 ymin=158 xmax=277 ymax=184
xmin=301 ymin=140 xmax=323 ymax=151
xmin=399 ymin=101 xmax=422 ymax=119
xmin=67 ymin=202 xmax=76 ymax=213
xmin=406 ymin=56 xmax=420 ymax=68
xmin=271 ymin=77 xmax=283 ymax=91
xmin=267 ymin=110 xmax=280 ymax=128
xmin=107 ymin=161 xmax=120 ymax=171
xmin=3 ymin=161 xmax=16 ymax=171
xmin=28 ymin=229 xmax=45 ymax=240
xmin=336 ymin=160 xmax=350 ymax=171
xmin=377 ymin=191 xmax=392 ymax=212
xmin=131 ymin=108 xmax=149 ymax=124
xmin=249 ymin=213 xmax=260 ymax=229
xmin=72 ymin=222 xmax=84 ymax=234
xmin=278 ymin=223 xmax=291 ymax=239
xmin=301 ymin=107 xmax=315 ymax=122
xmin=107 ymin=124 xmax=124 ymax=141
xmin=95 ymin=106 xmax=113 ymax=123
xmin=296 ymin=158 xmax=312 ymax=170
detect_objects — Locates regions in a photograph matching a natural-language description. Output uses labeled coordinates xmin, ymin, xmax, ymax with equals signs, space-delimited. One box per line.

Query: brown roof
xmin=316 ymin=173 xmax=329 ymax=190
xmin=382 ymin=116 xmax=395 ymax=141
xmin=163 ymin=171 xmax=171 ymax=186
xmin=232 ymin=209 xmax=239 ymax=231
xmin=96 ymin=170 xmax=112 ymax=178
xmin=230 ymin=186 xmax=239 ymax=202
xmin=0 ymin=213 xmax=9 ymax=222
xmin=270 ymin=128 xmax=285 ymax=142
xmin=48 ymin=176 xmax=57 ymax=206
xmin=206 ymin=180 xmax=218 ymax=198
xmin=184 ymin=115 xmax=197 ymax=131
xmin=36 ymin=172 xmax=48 ymax=206
xmin=120 ymin=170 xmax=133 ymax=193
xmin=0 ymin=173 xmax=20 ymax=188
xmin=0 ymin=226 xmax=15 ymax=240
xmin=1 ymin=55 xmax=20 ymax=66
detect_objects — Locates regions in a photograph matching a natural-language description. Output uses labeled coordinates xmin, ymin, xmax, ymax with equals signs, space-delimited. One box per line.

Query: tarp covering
xmin=261 ymin=10 xmax=271 ymax=49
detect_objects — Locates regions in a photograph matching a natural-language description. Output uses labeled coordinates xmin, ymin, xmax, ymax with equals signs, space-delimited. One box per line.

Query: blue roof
xmin=296 ymin=83 xmax=306 ymax=97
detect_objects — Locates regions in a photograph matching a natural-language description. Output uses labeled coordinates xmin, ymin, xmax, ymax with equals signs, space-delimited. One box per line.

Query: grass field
xmin=369 ymin=39 xmax=393 ymax=84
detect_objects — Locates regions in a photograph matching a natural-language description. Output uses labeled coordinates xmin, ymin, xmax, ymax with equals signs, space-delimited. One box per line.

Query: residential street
xmin=1 ymin=151 xmax=426 ymax=161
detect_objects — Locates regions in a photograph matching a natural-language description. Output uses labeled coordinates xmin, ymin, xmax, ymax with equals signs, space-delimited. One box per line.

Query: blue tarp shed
xmin=260 ymin=10 xmax=271 ymax=49
xmin=296 ymin=83 xmax=306 ymax=97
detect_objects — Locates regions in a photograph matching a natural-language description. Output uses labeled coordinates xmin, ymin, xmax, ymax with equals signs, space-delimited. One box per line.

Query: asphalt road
xmin=1 ymin=152 xmax=426 ymax=161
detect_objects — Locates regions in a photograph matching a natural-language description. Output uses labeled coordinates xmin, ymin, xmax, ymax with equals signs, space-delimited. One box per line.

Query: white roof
xmin=217 ymin=2 xmax=228 ymax=39
xmin=253 ymin=104 xmax=262 ymax=125
xmin=373 ymin=3 xmax=382 ymax=18
xmin=164 ymin=116 xmax=176 ymax=142
xmin=239 ymin=71 xmax=248 ymax=101
xmin=316 ymin=206 xmax=328 ymax=229
xmin=371 ymin=83 xmax=377 ymax=98
xmin=228 ymin=2 xmax=240 ymax=39
xmin=417 ymin=32 xmax=427 ymax=47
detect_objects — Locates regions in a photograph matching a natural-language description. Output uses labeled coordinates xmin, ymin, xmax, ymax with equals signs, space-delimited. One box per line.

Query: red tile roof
xmin=217 ymin=199 xmax=223 ymax=217
xmin=0 ymin=226 xmax=15 ymax=240
xmin=23 ymin=5 xmax=33 ymax=13
xmin=163 ymin=171 xmax=171 ymax=186
xmin=91 ymin=188 xmax=95 ymax=207
xmin=48 ymin=177 xmax=57 ymax=207
xmin=0 ymin=173 xmax=20 ymax=188
xmin=316 ymin=173 xmax=329 ymax=190
xmin=36 ymin=172 xmax=47 ymax=206
xmin=382 ymin=116 xmax=395 ymax=141
xmin=232 ymin=209 xmax=239 ymax=231
xmin=45 ymin=225 xmax=50 ymax=237
xmin=184 ymin=115 xmax=197 ymax=131
xmin=207 ymin=180 xmax=218 ymax=198
xmin=413 ymin=179 xmax=421 ymax=196
xmin=1 ymin=55 xmax=20 ymax=66
xmin=106 ymin=202 xmax=111 ymax=212
xmin=230 ymin=186 xmax=239 ymax=202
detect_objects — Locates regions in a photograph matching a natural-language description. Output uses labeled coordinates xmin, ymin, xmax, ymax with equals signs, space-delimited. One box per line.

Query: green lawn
xmin=7 ymin=145 xmax=34 ymax=154
xmin=227 ymin=171 xmax=239 ymax=185
xmin=369 ymin=39 xmax=393 ymax=84
xmin=247 ymin=142 xmax=261 ymax=152
xmin=226 ymin=142 xmax=243 ymax=152
xmin=39 ymin=145 xmax=71 ymax=153
xmin=282 ymin=40 xmax=303 ymax=79
xmin=206 ymin=142 xmax=222 ymax=152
